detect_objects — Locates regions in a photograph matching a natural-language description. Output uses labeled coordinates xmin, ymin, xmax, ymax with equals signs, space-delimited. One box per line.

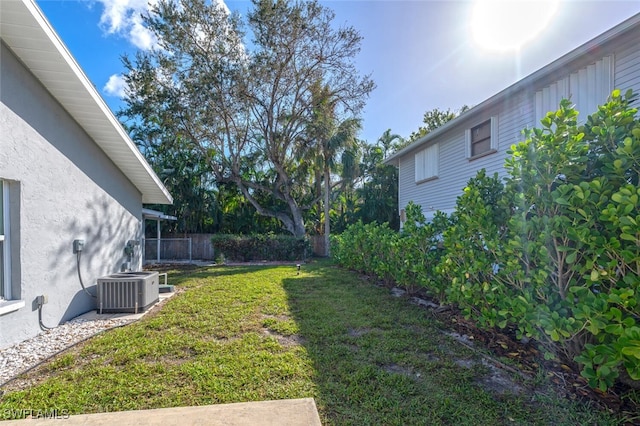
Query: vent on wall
xmin=97 ymin=271 xmax=159 ymax=314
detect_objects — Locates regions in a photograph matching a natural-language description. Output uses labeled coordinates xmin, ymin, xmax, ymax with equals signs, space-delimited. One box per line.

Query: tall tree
xmin=377 ymin=129 xmax=404 ymax=157
xmin=403 ymin=106 xmax=470 ymax=147
xmin=306 ymin=82 xmax=360 ymax=255
xmin=129 ymin=122 xmax=220 ymax=235
xmin=356 ymin=130 xmax=402 ymax=230
xmin=121 ymin=0 xmax=374 ymax=237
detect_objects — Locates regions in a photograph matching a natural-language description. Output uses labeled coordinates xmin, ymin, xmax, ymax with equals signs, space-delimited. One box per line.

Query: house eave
xmin=0 ymin=0 xmax=173 ymax=205
xmin=142 ymin=208 xmax=177 ymax=221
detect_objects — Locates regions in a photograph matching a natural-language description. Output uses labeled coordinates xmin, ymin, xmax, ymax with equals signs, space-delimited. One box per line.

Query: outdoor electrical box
xmin=73 ymin=239 xmax=85 ymax=253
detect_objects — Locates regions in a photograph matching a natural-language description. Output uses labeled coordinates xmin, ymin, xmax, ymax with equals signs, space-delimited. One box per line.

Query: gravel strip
xmin=0 ymin=317 xmax=134 ymax=385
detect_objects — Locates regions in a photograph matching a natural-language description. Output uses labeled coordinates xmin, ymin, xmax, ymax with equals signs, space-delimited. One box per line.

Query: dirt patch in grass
xmin=262 ymin=329 xmax=306 ymax=347
xmin=260 ymin=313 xmax=291 ymax=322
xmin=381 ymin=363 xmax=423 ymax=380
xmin=347 ymin=327 xmax=372 ymax=338
xmin=474 ymin=359 xmax=526 ymax=396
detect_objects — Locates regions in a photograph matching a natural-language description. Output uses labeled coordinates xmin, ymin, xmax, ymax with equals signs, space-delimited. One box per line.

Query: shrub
xmin=392 ymin=203 xmax=451 ymax=296
xmin=498 ymin=91 xmax=639 ymax=390
xmin=211 ymin=234 xmax=310 ymax=261
xmin=335 ymin=89 xmax=640 ymax=391
xmin=332 ymin=205 xmax=450 ymax=296
xmin=441 ymin=90 xmax=640 ymax=390
xmin=438 ymin=169 xmax=510 ymax=328
xmin=331 ymin=220 xmax=398 ymax=282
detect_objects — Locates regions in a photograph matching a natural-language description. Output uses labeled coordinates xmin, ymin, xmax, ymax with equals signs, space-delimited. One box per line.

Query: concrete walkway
xmin=2 ymin=398 xmax=322 ymax=425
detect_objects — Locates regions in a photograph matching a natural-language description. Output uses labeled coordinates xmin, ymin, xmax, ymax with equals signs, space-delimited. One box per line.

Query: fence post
xmin=156 ymin=220 xmax=161 ymax=263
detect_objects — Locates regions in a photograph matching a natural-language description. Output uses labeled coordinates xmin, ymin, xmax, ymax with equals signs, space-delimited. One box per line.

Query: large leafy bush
xmin=333 ymin=89 xmax=640 ymax=391
xmin=331 ymin=203 xmax=450 ymax=296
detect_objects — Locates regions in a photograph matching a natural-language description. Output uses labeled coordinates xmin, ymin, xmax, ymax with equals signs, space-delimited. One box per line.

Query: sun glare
xmin=471 ymin=0 xmax=559 ymax=52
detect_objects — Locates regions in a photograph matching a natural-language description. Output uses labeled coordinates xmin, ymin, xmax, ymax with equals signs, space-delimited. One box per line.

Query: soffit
xmin=0 ymin=0 xmax=172 ymax=205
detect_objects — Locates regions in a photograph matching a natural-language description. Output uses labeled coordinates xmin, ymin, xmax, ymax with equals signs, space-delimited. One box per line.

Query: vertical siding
xmin=537 ymin=56 xmax=613 ymax=124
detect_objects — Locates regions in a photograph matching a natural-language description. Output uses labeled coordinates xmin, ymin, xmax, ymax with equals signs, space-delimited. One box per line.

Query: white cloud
xmin=96 ymin=0 xmax=159 ymax=50
xmin=214 ymin=0 xmax=230 ymax=15
xmin=94 ymin=0 xmax=231 ymax=51
xmin=103 ymin=74 xmax=127 ymax=97
xmin=128 ymin=13 xmax=156 ymax=50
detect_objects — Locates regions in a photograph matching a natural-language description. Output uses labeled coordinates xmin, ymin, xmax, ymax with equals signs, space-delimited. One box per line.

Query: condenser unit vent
xmin=97 ymin=271 xmax=159 ymax=314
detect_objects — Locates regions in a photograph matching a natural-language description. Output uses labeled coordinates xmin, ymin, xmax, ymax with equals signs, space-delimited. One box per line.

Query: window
xmin=415 ymin=143 xmax=439 ymax=182
xmin=535 ymin=55 xmax=613 ymax=124
xmin=465 ymin=117 xmax=497 ymax=159
xmin=0 ymin=179 xmax=23 ymax=314
xmin=0 ymin=180 xmax=8 ymax=300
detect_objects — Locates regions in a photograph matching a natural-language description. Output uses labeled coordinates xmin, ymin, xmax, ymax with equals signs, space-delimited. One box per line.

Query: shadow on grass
xmin=0 ymin=262 xmax=619 ymax=425
xmin=279 ymin=260 xmax=616 ymax=426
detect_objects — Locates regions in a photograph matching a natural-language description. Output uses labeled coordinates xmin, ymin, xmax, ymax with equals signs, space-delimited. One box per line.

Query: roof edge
xmin=384 ymin=12 xmax=640 ymax=166
xmin=2 ymin=0 xmax=173 ymax=205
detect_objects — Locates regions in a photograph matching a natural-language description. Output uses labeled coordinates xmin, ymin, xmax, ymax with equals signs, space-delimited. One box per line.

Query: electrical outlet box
xmin=36 ymin=295 xmax=48 ymax=306
xmin=73 ymin=239 xmax=84 ymax=253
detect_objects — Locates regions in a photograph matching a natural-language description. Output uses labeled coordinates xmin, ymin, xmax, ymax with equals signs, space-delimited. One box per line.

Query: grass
xmin=0 ymin=260 xmax=622 ymax=425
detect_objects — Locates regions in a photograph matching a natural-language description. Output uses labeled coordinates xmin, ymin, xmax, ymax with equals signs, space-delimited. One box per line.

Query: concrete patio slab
xmin=1 ymin=398 xmax=322 ymax=425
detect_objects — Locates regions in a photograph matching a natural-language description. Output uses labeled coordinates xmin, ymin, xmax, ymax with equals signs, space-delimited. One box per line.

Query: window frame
xmin=414 ymin=143 xmax=439 ymax=183
xmin=465 ymin=117 xmax=498 ymax=160
xmin=0 ymin=179 xmax=8 ymax=300
xmin=0 ymin=179 xmax=24 ymax=314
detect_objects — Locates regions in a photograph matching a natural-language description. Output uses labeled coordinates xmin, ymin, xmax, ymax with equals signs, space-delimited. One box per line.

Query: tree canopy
xmin=402 ymin=106 xmax=470 ymax=148
xmin=121 ymin=0 xmax=374 ymax=237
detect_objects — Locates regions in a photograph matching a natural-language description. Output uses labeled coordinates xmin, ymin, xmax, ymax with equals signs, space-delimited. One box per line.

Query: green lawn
xmin=0 ymin=260 xmax=621 ymax=425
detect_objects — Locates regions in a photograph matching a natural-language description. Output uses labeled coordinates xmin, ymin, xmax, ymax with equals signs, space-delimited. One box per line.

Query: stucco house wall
xmin=388 ymin=13 xmax=640 ymax=223
xmin=0 ymin=44 xmax=143 ymax=347
xmin=0 ymin=0 xmax=172 ymax=349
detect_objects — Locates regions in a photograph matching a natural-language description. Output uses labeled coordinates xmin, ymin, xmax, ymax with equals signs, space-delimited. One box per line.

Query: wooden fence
xmin=144 ymin=234 xmax=215 ymax=262
xmin=145 ymin=234 xmax=328 ymax=262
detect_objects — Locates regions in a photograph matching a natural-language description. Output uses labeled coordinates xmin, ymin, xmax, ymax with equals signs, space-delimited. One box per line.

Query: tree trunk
xmin=236 ymin=180 xmax=307 ymax=238
xmin=323 ymin=165 xmax=331 ymax=257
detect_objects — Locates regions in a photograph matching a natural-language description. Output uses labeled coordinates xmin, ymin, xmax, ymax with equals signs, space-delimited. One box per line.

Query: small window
xmin=415 ymin=143 xmax=439 ymax=182
xmin=0 ymin=179 xmax=24 ymax=313
xmin=465 ymin=117 xmax=497 ymax=159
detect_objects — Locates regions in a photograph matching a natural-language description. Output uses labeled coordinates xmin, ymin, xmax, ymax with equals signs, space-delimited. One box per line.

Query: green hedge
xmin=332 ymin=90 xmax=640 ymax=391
xmin=211 ymin=234 xmax=310 ymax=262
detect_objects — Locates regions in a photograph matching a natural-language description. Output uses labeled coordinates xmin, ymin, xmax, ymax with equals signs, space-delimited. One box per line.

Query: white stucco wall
xmin=0 ymin=43 xmax=144 ymax=349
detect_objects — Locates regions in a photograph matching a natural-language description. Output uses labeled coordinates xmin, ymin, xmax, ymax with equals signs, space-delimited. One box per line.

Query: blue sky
xmin=36 ymin=0 xmax=640 ymax=143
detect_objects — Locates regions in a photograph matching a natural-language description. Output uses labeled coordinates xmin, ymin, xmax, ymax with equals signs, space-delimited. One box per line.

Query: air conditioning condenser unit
xmin=97 ymin=271 xmax=159 ymax=314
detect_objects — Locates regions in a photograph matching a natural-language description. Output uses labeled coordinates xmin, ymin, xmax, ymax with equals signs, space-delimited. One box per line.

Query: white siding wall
xmin=398 ymin=92 xmax=532 ymax=221
xmin=397 ymin=29 xmax=640 ymax=222
xmin=614 ymin=36 xmax=640 ymax=94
